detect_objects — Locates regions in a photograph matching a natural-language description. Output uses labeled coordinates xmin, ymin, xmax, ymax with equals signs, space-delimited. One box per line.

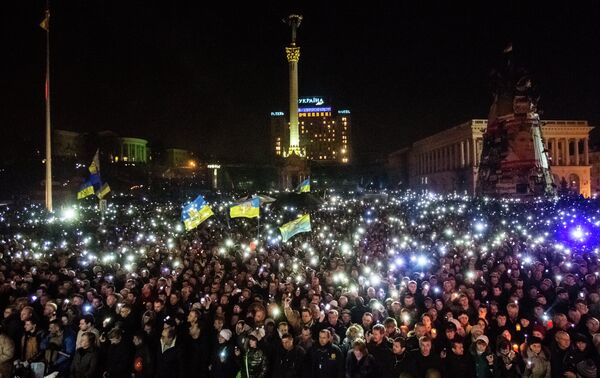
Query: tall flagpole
xmin=43 ymin=0 xmax=53 ymax=211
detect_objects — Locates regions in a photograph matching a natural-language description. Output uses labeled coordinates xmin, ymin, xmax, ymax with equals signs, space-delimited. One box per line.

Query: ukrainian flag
xmin=77 ymin=182 xmax=95 ymax=200
xmin=230 ymin=197 xmax=260 ymax=219
xmin=297 ymin=178 xmax=310 ymax=193
xmin=88 ymin=150 xmax=100 ymax=174
xmin=279 ymin=214 xmax=311 ymax=242
xmin=96 ymin=183 xmax=111 ymax=199
xmin=181 ymin=195 xmax=214 ymax=231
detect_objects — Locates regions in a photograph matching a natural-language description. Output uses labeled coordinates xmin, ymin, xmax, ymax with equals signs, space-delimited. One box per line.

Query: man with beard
xmin=367 ymin=324 xmax=393 ymax=376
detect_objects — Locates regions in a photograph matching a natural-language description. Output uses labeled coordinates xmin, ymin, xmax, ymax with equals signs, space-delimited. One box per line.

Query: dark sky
xmin=3 ymin=1 xmax=600 ymax=163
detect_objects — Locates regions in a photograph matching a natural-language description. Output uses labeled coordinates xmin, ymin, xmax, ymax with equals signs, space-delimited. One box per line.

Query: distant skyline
xmin=3 ymin=1 xmax=600 ymax=162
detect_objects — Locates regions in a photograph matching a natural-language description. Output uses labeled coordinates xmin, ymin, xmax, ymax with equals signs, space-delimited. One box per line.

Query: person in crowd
xmin=271 ymin=333 xmax=305 ymax=378
xmin=132 ymin=332 xmax=154 ymax=378
xmin=70 ymin=332 xmax=99 ymax=378
xmin=345 ymin=338 xmax=376 ymax=378
xmin=210 ymin=328 xmax=238 ymax=378
xmin=309 ymin=329 xmax=344 ymax=378
xmin=239 ymin=334 xmax=268 ymax=378
xmin=41 ymin=319 xmax=76 ymax=377
xmin=522 ymin=336 xmax=551 ymax=378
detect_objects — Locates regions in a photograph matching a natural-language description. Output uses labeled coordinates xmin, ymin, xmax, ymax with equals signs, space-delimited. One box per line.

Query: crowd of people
xmin=0 ymin=190 xmax=600 ymax=378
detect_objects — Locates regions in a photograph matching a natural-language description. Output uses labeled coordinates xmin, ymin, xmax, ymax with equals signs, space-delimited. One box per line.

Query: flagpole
xmin=43 ymin=0 xmax=53 ymax=211
xmin=257 ymin=215 xmax=260 ymax=241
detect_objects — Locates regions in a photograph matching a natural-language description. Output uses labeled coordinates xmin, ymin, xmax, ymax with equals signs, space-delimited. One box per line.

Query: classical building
xmin=589 ymin=150 xmax=600 ymax=197
xmin=389 ymin=119 xmax=593 ymax=197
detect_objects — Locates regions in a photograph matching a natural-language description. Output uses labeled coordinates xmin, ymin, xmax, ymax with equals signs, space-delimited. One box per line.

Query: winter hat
xmin=528 ymin=336 xmax=543 ymax=346
xmin=219 ymin=329 xmax=233 ymax=341
xmin=532 ymin=324 xmax=546 ymax=338
xmin=475 ymin=335 xmax=489 ymax=345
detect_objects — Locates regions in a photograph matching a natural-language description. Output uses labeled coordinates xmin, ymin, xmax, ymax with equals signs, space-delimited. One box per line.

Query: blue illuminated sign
xmin=298 ymin=97 xmax=325 ymax=106
xmin=298 ymin=107 xmax=332 ymax=113
xmin=338 ymin=110 xmax=351 ymax=114
xmin=270 ymin=111 xmax=285 ymax=116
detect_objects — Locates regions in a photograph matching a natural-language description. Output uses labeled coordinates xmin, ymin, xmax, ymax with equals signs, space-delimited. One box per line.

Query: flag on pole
xmin=230 ymin=197 xmax=260 ymax=218
xmin=279 ymin=214 xmax=311 ymax=242
xmin=255 ymin=194 xmax=276 ymax=204
xmin=181 ymin=195 xmax=214 ymax=231
xmin=88 ymin=149 xmax=100 ymax=174
xmin=96 ymin=183 xmax=111 ymax=199
xmin=77 ymin=182 xmax=95 ymax=199
xmin=40 ymin=10 xmax=49 ymax=31
xmin=297 ymin=178 xmax=310 ymax=193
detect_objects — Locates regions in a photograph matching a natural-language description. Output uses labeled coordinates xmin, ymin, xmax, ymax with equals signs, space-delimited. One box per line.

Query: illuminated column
xmin=208 ymin=164 xmax=220 ymax=190
xmin=285 ymin=15 xmax=302 ymax=156
xmin=460 ymin=141 xmax=465 ymax=167
xmin=584 ymin=137 xmax=589 ymax=165
xmin=563 ymin=138 xmax=569 ymax=165
xmin=551 ymin=138 xmax=557 ymax=164
xmin=465 ymin=139 xmax=471 ymax=166
xmin=472 ymin=139 xmax=478 ymax=167
xmin=575 ymin=138 xmax=580 ymax=166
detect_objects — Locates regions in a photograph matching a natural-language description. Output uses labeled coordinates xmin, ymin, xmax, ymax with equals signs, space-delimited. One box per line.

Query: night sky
xmin=3 ymin=1 xmax=600 ymax=163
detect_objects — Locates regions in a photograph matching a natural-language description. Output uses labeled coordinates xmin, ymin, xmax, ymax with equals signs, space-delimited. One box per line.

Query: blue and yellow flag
xmin=181 ymin=195 xmax=214 ymax=231
xmin=279 ymin=214 xmax=311 ymax=242
xmin=297 ymin=178 xmax=310 ymax=193
xmin=88 ymin=150 xmax=100 ymax=174
xmin=230 ymin=197 xmax=260 ymax=219
xmin=96 ymin=183 xmax=111 ymax=199
xmin=77 ymin=182 xmax=95 ymax=200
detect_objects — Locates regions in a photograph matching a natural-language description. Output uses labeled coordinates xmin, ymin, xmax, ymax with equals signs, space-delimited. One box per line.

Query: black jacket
xmin=366 ymin=338 xmax=393 ymax=376
xmin=105 ymin=340 xmax=132 ymax=378
xmin=271 ymin=344 xmax=306 ymax=378
xmin=444 ymin=351 xmax=475 ymax=378
xmin=345 ymin=351 xmax=377 ymax=378
xmin=156 ymin=338 xmax=184 ymax=378
xmin=132 ymin=343 xmax=154 ymax=378
xmin=308 ymin=342 xmax=344 ymax=378
xmin=210 ymin=342 xmax=239 ymax=378
xmin=70 ymin=347 xmax=99 ymax=378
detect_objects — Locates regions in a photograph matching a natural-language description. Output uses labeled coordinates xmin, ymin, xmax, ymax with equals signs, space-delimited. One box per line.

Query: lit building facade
xmin=53 ymin=129 xmax=84 ymax=159
xmin=389 ymin=119 xmax=593 ymax=197
xmin=164 ymin=148 xmax=193 ymax=168
xmin=270 ymin=96 xmax=351 ymax=164
xmin=112 ymin=137 xmax=149 ymax=163
xmin=589 ymin=150 xmax=600 ymax=197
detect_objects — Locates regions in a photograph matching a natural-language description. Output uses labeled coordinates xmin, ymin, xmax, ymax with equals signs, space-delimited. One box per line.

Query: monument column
xmin=584 ymin=137 xmax=590 ymax=165
xmin=575 ymin=138 xmax=580 ymax=166
xmin=285 ymin=15 xmax=302 ymax=156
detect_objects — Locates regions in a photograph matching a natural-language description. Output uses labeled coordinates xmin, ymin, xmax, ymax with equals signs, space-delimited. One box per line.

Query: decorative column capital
xmin=285 ymin=46 xmax=300 ymax=62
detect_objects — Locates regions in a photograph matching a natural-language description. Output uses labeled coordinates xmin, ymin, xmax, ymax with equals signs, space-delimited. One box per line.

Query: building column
xmin=460 ymin=141 xmax=465 ymax=168
xmin=472 ymin=139 xmax=478 ymax=167
xmin=551 ymin=138 xmax=557 ymax=165
xmin=465 ymin=139 xmax=471 ymax=166
xmin=563 ymin=138 xmax=569 ymax=166
xmin=584 ymin=137 xmax=589 ymax=165
xmin=575 ymin=138 xmax=580 ymax=166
